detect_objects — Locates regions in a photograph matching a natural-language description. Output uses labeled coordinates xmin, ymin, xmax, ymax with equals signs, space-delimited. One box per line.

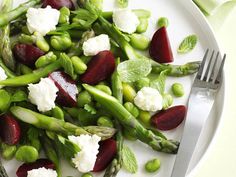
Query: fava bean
xmin=0 ymin=89 xmax=11 ymax=112
xmin=129 ymin=33 xmax=150 ymax=50
xmin=81 ymin=173 xmax=93 ymax=177
xmin=71 ymin=56 xmax=87 ymax=74
xmin=1 ymin=143 xmax=17 ymax=160
xmin=97 ymin=116 xmax=114 ymax=128
xmin=95 ymin=85 xmax=112 ymax=95
xmin=138 ymin=110 xmax=151 ymax=126
xmin=157 ymin=17 xmax=169 ymax=28
xmin=59 ymin=7 xmax=70 ymax=24
xmin=122 ymin=83 xmax=136 ymax=102
xmin=145 ymin=158 xmax=161 ymax=173
xmin=52 ymin=106 xmax=64 ymax=120
xmin=19 ymin=64 xmax=33 ymax=75
xmin=15 ymin=145 xmax=39 ymax=163
xmin=77 ymin=91 xmax=92 ymax=107
xmin=162 ymin=93 xmax=173 ymax=110
xmin=124 ymin=102 xmax=139 ymax=118
xmin=35 ymin=52 xmax=57 ymax=68
xmin=171 ymin=83 xmax=184 ymax=97
xmin=123 ymin=128 xmax=137 ymax=141
xmin=135 ymin=77 xmax=150 ymax=90
xmin=51 ymin=33 xmax=72 ymax=51
xmin=136 ymin=18 xmax=148 ymax=33
xmin=34 ymin=32 xmax=50 ymax=52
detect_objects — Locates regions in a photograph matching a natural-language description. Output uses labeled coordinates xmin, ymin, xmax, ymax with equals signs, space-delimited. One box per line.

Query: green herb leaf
xmin=117 ymin=59 xmax=152 ymax=83
xmin=122 ymin=145 xmax=138 ymax=173
xmin=149 ymin=70 xmax=168 ymax=94
xmin=178 ymin=34 xmax=198 ymax=54
xmin=59 ymin=53 xmax=77 ymax=79
xmin=84 ymin=104 xmax=97 ymax=114
xmin=0 ymin=89 xmax=11 ymax=113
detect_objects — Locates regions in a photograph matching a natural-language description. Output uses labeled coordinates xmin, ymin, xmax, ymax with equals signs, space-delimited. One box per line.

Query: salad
xmin=0 ymin=0 xmax=200 ymax=177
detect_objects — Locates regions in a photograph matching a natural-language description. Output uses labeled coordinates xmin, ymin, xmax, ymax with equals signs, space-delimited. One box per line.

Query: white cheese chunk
xmin=28 ymin=78 xmax=58 ymax=112
xmin=27 ymin=167 xmax=57 ymax=177
xmin=82 ymin=34 xmax=110 ymax=56
xmin=0 ymin=67 xmax=7 ymax=89
xmin=68 ymin=134 xmax=101 ymax=173
xmin=26 ymin=6 xmax=60 ymax=36
xmin=113 ymin=9 xmax=140 ymax=34
xmin=134 ymin=87 xmax=163 ymax=112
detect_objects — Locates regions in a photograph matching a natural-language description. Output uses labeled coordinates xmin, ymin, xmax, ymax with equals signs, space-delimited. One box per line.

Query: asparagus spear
xmin=0 ymin=0 xmax=16 ymax=71
xmin=0 ymin=0 xmax=40 ymax=28
xmin=83 ymin=84 xmax=179 ymax=154
xmin=10 ymin=106 xmax=116 ymax=140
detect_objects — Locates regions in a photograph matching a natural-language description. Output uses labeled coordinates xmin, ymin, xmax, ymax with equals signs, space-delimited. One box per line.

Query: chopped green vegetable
xmin=145 ymin=158 xmax=161 ymax=173
xmin=15 ymin=145 xmax=39 ymax=163
xmin=129 ymin=33 xmax=150 ymax=50
xmin=1 ymin=143 xmax=17 ymax=160
xmin=162 ymin=93 xmax=173 ymax=110
xmin=117 ymin=59 xmax=152 ymax=83
xmin=178 ymin=34 xmax=198 ymax=54
xmin=122 ymin=145 xmax=138 ymax=173
xmin=122 ymin=83 xmax=136 ymax=102
xmin=171 ymin=83 xmax=184 ymax=97
xmin=77 ymin=91 xmax=93 ymax=108
xmin=124 ymin=102 xmax=139 ymax=118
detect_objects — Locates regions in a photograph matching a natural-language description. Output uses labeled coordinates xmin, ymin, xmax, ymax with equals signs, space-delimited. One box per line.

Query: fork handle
xmin=171 ymin=92 xmax=214 ymax=177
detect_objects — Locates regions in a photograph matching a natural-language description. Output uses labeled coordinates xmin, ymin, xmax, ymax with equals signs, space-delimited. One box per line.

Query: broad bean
xmin=122 ymin=83 xmax=136 ymax=102
xmin=171 ymin=83 xmax=184 ymax=97
xmin=97 ymin=116 xmax=114 ymax=128
xmin=15 ymin=145 xmax=39 ymax=163
xmin=124 ymin=102 xmax=139 ymax=118
xmin=71 ymin=56 xmax=87 ymax=74
xmin=145 ymin=158 xmax=161 ymax=173
xmin=129 ymin=33 xmax=150 ymax=50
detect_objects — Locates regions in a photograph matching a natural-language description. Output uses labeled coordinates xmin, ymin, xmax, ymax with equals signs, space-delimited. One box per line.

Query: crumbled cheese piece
xmin=134 ymin=87 xmax=163 ymax=112
xmin=26 ymin=6 xmax=60 ymax=36
xmin=0 ymin=67 xmax=7 ymax=89
xmin=113 ymin=9 xmax=140 ymax=34
xmin=68 ymin=134 xmax=101 ymax=173
xmin=28 ymin=78 xmax=58 ymax=112
xmin=27 ymin=167 xmax=57 ymax=177
xmin=82 ymin=34 xmax=110 ymax=56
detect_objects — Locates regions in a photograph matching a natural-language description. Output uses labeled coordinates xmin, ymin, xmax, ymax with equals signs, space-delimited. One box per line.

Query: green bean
xmin=35 ymin=52 xmax=57 ymax=68
xmin=122 ymin=83 xmax=136 ymax=102
xmin=77 ymin=91 xmax=92 ymax=107
xmin=124 ymin=102 xmax=139 ymax=118
xmin=51 ymin=32 xmax=72 ymax=51
xmin=1 ymin=143 xmax=17 ymax=160
xmin=71 ymin=56 xmax=87 ymax=74
xmin=18 ymin=64 xmax=33 ymax=75
xmin=95 ymin=85 xmax=112 ymax=95
xmin=138 ymin=110 xmax=151 ymax=126
xmin=0 ymin=60 xmax=61 ymax=87
xmin=162 ymin=93 xmax=173 ymax=110
xmin=81 ymin=173 xmax=93 ymax=177
xmin=97 ymin=116 xmax=114 ymax=128
xmin=15 ymin=145 xmax=39 ymax=163
xmin=52 ymin=106 xmax=64 ymax=120
xmin=145 ymin=158 xmax=161 ymax=173
xmin=136 ymin=18 xmax=149 ymax=33
xmin=135 ymin=77 xmax=150 ymax=91
xmin=129 ymin=33 xmax=150 ymax=50
xmin=0 ymin=89 xmax=11 ymax=113
xmin=59 ymin=7 xmax=70 ymax=24
xmin=171 ymin=83 xmax=184 ymax=97
xmin=157 ymin=17 xmax=169 ymax=28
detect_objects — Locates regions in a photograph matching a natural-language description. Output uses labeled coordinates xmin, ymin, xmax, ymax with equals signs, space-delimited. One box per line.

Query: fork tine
xmin=203 ymin=50 xmax=215 ymax=81
xmin=197 ymin=49 xmax=209 ymax=79
xmin=208 ymin=51 xmax=219 ymax=82
xmin=213 ymin=54 xmax=226 ymax=84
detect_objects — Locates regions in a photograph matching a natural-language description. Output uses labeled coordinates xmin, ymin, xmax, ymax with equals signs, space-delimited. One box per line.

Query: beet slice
xmin=48 ymin=71 xmax=78 ymax=107
xmin=80 ymin=50 xmax=116 ymax=85
xmin=93 ymin=139 xmax=117 ymax=172
xmin=42 ymin=0 xmax=75 ymax=10
xmin=0 ymin=114 xmax=21 ymax=145
xmin=13 ymin=44 xmax=45 ymax=68
xmin=16 ymin=159 xmax=55 ymax=177
xmin=149 ymin=27 xmax=174 ymax=63
xmin=152 ymin=105 xmax=187 ymax=131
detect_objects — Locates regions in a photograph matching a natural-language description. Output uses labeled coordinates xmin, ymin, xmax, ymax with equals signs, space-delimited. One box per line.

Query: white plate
xmin=2 ymin=0 xmax=225 ymax=177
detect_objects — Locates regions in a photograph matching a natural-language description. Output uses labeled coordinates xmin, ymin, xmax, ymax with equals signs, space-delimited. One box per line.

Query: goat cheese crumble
xmin=68 ymin=134 xmax=101 ymax=173
xmin=82 ymin=34 xmax=111 ymax=56
xmin=134 ymin=87 xmax=163 ymax=112
xmin=28 ymin=78 xmax=58 ymax=112
xmin=26 ymin=6 xmax=60 ymax=36
xmin=0 ymin=67 xmax=7 ymax=89
xmin=113 ymin=9 xmax=140 ymax=34
xmin=27 ymin=167 xmax=57 ymax=177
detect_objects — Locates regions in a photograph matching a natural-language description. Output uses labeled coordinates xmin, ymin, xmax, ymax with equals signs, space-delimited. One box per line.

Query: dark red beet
xmin=0 ymin=114 xmax=21 ymax=145
xmin=13 ymin=44 xmax=45 ymax=67
xmin=42 ymin=0 xmax=75 ymax=10
xmin=149 ymin=27 xmax=174 ymax=63
xmin=93 ymin=139 xmax=117 ymax=172
xmin=80 ymin=50 xmax=116 ymax=85
xmin=48 ymin=71 xmax=78 ymax=107
xmin=152 ymin=105 xmax=187 ymax=131
xmin=16 ymin=159 xmax=55 ymax=177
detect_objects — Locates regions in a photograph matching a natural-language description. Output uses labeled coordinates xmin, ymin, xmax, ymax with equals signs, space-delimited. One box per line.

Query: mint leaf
xmin=149 ymin=70 xmax=168 ymax=94
xmin=122 ymin=145 xmax=138 ymax=173
xmin=84 ymin=104 xmax=97 ymax=114
xmin=178 ymin=34 xmax=198 ymax=54
xmin=117 ymin=59 xmax=152 ymax=83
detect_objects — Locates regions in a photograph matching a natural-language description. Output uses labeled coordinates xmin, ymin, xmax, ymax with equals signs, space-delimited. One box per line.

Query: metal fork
xmin=171 ymin=49 xmax=226 ymax=177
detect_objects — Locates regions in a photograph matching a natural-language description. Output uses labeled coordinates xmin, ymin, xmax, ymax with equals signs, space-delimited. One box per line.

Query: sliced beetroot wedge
xmin=49 ymin=71 xmax=78 ymax=107
xmin=93 ymin=138 xmax=117 ymax=172
xmin=149 ymin=27 xmax=173 ymax=63
xmin=80 ymin=50 xmax=116 ymax=85
xmin=152 ymin=105 xmax=187 ymax=131
xmin=42 ymin=0 xmax=75 ymax=10
xmin=13 ymin=44 xmax=45 ymax=67
xmin=0 ymin=114 xmax=21 ymax=145
xmin=16 ymin=159 xmax=55 ymax=177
